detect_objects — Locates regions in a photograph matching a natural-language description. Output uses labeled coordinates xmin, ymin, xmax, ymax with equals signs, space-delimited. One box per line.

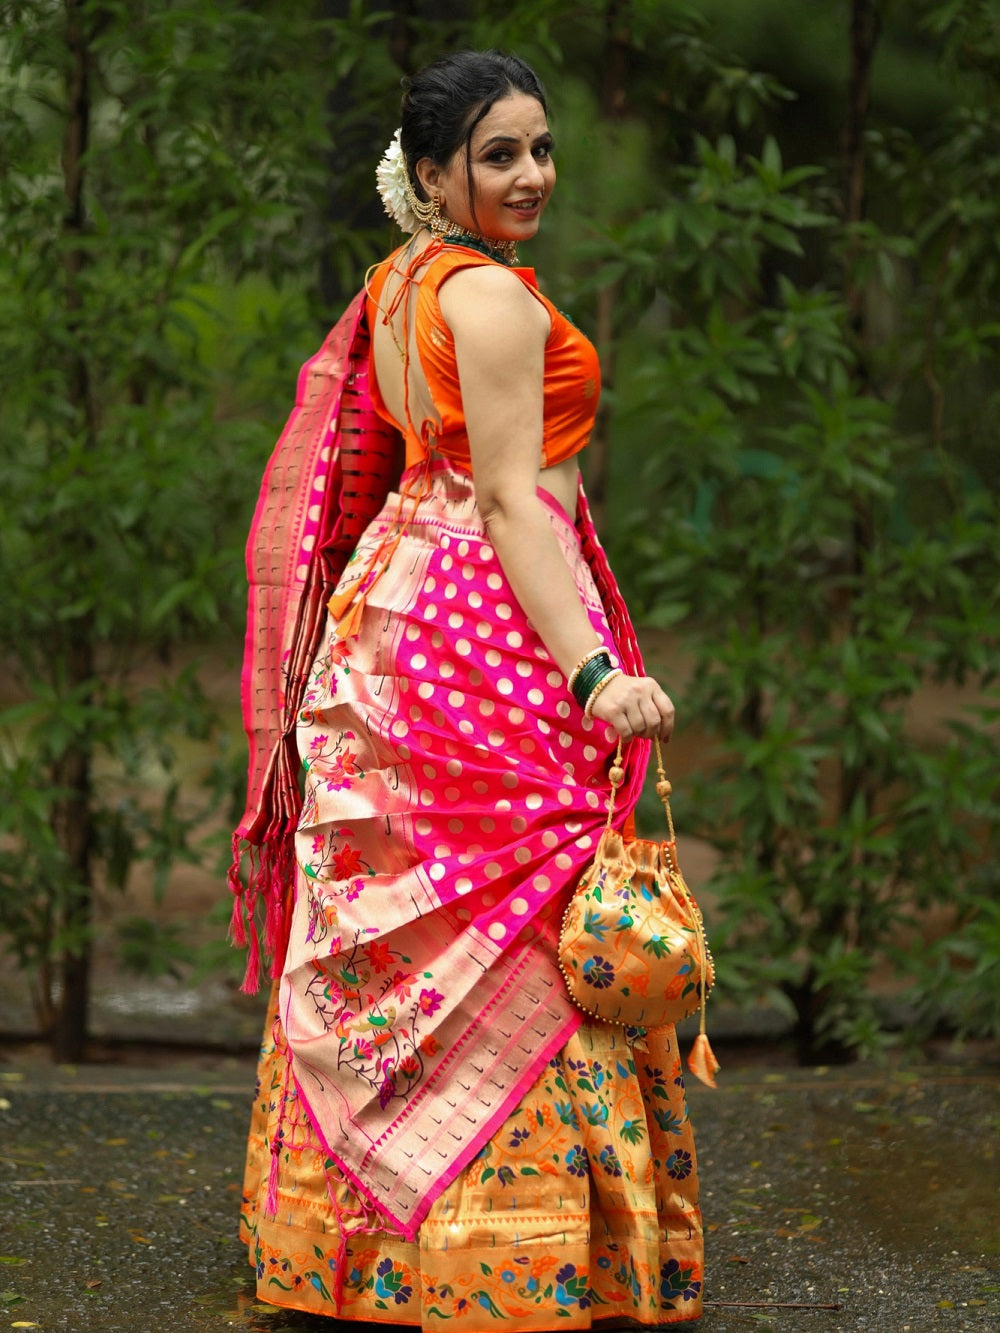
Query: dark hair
xmin=400 ymin=50 xmax=548 ymax=217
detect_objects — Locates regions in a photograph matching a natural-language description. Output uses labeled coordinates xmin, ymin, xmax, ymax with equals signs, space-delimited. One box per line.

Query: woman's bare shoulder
xmin=437 ymin=262 xmax=547 ymax=332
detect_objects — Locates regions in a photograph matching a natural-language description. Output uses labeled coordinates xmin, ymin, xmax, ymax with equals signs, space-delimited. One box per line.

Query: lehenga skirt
xmin=238 ymin=461 xmax=704 ymax=1327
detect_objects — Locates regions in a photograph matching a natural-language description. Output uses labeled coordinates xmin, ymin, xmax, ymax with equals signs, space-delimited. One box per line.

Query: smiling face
xmin=416 ymin=91 xmax=556 ymax=243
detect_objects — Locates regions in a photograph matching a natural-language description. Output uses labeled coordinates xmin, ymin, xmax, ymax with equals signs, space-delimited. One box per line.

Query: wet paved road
xmin=0 ymin=1053 xmax=996 ymax=1331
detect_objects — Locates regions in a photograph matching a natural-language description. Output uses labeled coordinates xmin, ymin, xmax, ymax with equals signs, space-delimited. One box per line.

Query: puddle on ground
xmin=790 ymin=1079 xmax=998 ymax=1257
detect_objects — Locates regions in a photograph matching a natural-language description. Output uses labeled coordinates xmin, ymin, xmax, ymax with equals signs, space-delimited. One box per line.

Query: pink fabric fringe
xmin=229 ymin=294 xmax=401 ymax=990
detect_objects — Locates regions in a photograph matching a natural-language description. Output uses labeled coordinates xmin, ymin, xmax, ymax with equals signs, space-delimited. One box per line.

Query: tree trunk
xmin=843 ymin=0 xmax=881 ymax=337
xmin=51 ymin=685 xmax=95 ymax=1063
xmin=839 ymin=0 xmax=881 ymax=818
xmin=51 ymin=0 xmax=97 ymax=1063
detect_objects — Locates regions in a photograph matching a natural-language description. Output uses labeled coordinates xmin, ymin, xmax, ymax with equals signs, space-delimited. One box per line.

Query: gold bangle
xmin=567 ymin=646 xmax=609 ymax=693
xmin=584 ymin=668 xmax=624 ymax=718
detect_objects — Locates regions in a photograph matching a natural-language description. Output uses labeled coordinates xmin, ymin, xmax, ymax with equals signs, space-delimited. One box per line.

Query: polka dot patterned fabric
xmin=278 ymin=460 xmax=648 ymax=1238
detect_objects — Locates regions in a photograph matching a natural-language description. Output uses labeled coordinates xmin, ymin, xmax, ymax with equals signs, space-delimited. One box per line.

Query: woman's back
xmin=367 ymin=238 xmax=442 ymax=450
xmin=366 ymin=241 xmax=598 ymax=519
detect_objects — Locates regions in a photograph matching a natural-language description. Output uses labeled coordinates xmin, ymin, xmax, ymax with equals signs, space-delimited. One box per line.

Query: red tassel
xmin=262 ymin=841 xmax=288 ymax=952
xmin=228 ymin=834 xmax=249 ymax=946
xmin=228 ymin=894 xmax=247 ymax=948
xmin=226 ymin=829 xmax=244 ymax=891
xmin=269 ymin=918 xmax=290 ymax=981
xmin=241 ymin=925 xmax=261 ymax=995
xmin=265 ymin=1140 xmax=280 ymax=1219
xmin=229 ymin=825 xmax=297 ymax=996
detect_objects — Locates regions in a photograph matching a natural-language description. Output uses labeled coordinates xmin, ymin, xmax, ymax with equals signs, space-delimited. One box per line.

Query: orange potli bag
xmin=559 ymin=740 xmax=720 ymax=1087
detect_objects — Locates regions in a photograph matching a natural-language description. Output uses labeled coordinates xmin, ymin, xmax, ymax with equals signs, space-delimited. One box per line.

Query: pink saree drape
xmin=232 ymin=297 xmax=649 ymax=1242
xmin=229 ymin=292 xmax=401 ymax=989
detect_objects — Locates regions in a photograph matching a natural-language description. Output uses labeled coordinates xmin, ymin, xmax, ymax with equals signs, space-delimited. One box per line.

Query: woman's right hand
xmin=588 ymin=673 xmax=675 ymax=743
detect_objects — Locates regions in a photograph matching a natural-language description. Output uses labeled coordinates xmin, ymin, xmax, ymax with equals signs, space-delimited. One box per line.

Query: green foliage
xmin=2 ymin=0 xmax=998 ymax=1060
xmin=580 ymin=0 xmax=1000 ymax=1057
xmin=917 ymin=889 xmax=1000 ymax=1040
xmin=0 ymin=0 xmax=330 ymax=1042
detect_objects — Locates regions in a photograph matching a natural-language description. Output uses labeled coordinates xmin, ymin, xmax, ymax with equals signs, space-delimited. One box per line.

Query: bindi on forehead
xmin=473 ymin=117 xmax=549 ymax=151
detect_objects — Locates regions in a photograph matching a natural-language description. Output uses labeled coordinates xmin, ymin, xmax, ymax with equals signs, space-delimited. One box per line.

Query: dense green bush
xmin=1 ymin=0 xmax=997 ymax=1059
xmin=585 ymin=3 xmax=1000 ymax=1057
xmin=0 ymin=0 xmax=329 ymax=1055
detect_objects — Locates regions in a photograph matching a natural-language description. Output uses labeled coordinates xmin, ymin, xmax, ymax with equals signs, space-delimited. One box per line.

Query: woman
xmin=233 ymin=50 xmax=704 ymax=1329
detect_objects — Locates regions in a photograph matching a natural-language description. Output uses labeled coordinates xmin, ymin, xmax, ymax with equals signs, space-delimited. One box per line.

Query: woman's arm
xmin=440 ymin=264 xmax=673 ymax=741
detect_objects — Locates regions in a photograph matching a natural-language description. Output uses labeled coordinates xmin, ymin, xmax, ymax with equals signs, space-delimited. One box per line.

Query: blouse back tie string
xmin=332 ymin=241 xmax=445 ymax=638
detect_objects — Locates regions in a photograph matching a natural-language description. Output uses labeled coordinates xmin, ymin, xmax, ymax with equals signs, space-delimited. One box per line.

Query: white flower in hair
xmin=376 ymin=128 xmax=421 ymax=233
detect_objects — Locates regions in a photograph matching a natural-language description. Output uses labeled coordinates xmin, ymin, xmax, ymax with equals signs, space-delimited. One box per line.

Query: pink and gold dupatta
xmin=228 ymin=294 xmax=401 ymax=990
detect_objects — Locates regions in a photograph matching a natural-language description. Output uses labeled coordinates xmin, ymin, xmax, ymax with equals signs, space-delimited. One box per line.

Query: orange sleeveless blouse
xmin=365 ymin=244 xmax=601 ymax=471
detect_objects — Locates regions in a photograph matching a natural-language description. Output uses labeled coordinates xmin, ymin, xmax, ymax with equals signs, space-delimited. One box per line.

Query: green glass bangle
xmin=567 ymin=646 xmax=609 ymax=693
xmin=576 ymin=656 xmax=612 ymax=695
xmin=584 ymin=667 xmax=624 ymax=718
xmin=571 ymin=653 xmax=615 ymax=710
xmin=570 ymin=658 xmax=608 ymax=707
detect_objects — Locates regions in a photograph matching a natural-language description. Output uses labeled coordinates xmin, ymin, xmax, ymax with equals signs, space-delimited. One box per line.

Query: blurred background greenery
xmin=1 ymin=0 xmax=997 ymax=1062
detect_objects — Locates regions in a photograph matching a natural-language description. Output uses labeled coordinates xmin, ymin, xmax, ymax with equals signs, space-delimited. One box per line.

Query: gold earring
xmin=426 ymin=194 xmax=445 ymax=236
xmin=404 ymin=177 xmax=443 ymax=232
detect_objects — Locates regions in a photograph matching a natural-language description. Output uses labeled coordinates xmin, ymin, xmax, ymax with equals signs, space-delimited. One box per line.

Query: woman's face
xmin=418 ymin=91 xmax=556 ymax=242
